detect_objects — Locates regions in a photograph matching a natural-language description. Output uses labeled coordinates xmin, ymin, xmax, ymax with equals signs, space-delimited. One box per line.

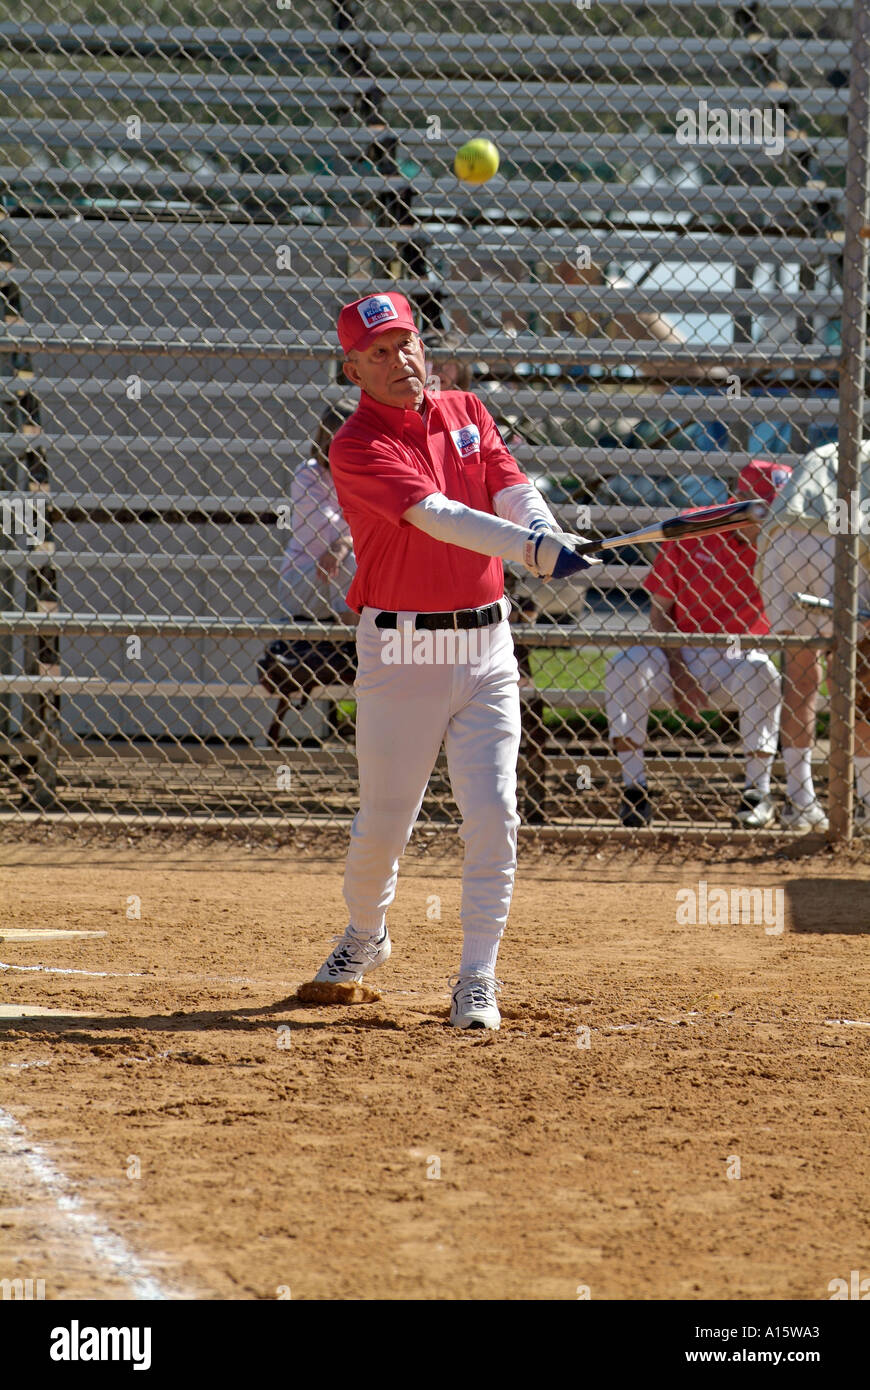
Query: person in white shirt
xmin=280 ymin=404 xmax=357 ymax=621
xmin=756 ymin=441 xmax=870 ymax=831
xmin=262 ymin=404 xmax=358 ymax=746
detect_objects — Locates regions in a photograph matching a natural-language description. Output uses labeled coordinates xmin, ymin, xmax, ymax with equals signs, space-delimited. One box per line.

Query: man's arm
xmin=315 ymin=534 xmax=353 ymax=580
xmin=649 ymin=593 xmax=706 ymax=719
xmin=402 ymin=492 xmax=598 ymax=580
xmin=491 ymin=483 xmax=560 ymax=532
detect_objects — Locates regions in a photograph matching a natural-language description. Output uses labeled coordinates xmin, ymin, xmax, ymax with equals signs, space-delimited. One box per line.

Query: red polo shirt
xmin=329 ymin=388 xmax=528 ymax=612
xmin=644 ymin=517 xmax=769 ymax=635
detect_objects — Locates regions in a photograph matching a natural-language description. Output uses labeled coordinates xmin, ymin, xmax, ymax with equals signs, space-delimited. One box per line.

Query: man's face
xmin=343 ymin=328 xmax=426 ymax=409
xmin=435 ymin=358 xmax=460 ymax=389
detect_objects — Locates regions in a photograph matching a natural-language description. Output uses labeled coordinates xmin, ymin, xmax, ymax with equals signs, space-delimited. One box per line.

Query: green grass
xmin=527 ymin=648 xmax=610 ymax=691
xmin=335 ymin=649 xmax=609 ymax=712
xmin=530 ymin=647 xmax=831 ymax=699
xmin=332 ymin=648 xmax=832 ymax=736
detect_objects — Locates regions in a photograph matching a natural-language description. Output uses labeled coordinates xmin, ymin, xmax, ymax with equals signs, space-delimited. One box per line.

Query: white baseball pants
xmin=344 ymin=606 xmax=522 ymax=974
xmin=606 ymin=645 xmax=781 ymax=755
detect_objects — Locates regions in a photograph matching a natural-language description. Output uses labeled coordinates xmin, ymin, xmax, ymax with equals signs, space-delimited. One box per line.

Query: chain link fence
xmin=0 ymin=0 xmax=868 ymax=837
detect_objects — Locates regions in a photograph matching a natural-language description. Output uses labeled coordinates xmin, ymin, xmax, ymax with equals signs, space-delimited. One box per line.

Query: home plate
xmin=0 ymin=1005 xmax=104 ymax=1019
xmin=0 ymin=930 xmax=107 ymax=942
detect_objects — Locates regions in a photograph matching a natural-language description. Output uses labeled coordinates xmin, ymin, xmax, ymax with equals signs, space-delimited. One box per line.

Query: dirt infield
xmin=1 ymin=833 xmax=868 ymax=1301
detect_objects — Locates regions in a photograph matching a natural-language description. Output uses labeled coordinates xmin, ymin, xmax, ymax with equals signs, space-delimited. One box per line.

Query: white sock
xmin=618 ymin=749 xmax=646 ymax=788
xmin=460 ymin=931 xmax=501 ymax=978
xmin=347 ymin=919 xmax=387 ymax=941
xmin=745 ymin=754 xmax=772 ymax=796
xmin=855 ymin=756 xmax=870 ymax=806
xmin=784 ymin=747 xmax=815 ymax=809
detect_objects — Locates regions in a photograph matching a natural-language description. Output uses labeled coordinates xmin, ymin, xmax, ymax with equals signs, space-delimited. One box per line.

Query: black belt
xmin=374 ymin=600 xmax=504 ymax=631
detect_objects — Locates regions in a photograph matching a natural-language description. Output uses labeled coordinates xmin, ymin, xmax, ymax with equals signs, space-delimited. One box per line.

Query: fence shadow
xmin=0 ymin=999 xmax=407 ymax=1041
xmin=786 ymin=879 xmax=870 ymax=935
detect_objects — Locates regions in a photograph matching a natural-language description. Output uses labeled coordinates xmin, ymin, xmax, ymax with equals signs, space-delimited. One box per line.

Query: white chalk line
xmin=0 ymin=962 xmax=145 ymax=978
xmin=0 ymin=1108 xmax=189 ymax=1301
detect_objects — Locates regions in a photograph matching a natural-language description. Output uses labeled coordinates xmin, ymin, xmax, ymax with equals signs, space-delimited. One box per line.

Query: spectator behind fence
xmin=258 ymin=404 xmax=358 ymax=745
xmin=425 ymin=331 xmax=474 ymax=396
xmin=605 ymin=460 xmax=793 ymax=830
xmin=756 ymin=441 xmax=870 ymax=832
xmin=280 ymin=403 xmax=357 ymax=620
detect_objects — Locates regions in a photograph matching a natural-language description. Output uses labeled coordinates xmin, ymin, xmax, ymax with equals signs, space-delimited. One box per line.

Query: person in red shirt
xmin=305 ymin=292 xmax=597 ymax=1030
xmin=605 ymin=460 xmax=793 ymax=829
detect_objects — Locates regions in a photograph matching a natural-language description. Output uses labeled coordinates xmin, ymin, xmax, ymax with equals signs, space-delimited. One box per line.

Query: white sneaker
xmin=733 ymin=790 xmax=776 ymax=829
xmin=314 ymin=926 xmax=391 ymax=984
xmin=449 ymin=972 xmax=501 ymax=1031
xmin=780 ymin=799 xmax=829 ymax=832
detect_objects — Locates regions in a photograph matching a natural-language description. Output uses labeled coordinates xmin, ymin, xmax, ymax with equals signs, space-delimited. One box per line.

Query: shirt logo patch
xmin=451 ymin=425 xmax=481 ymax=458
xmin=358 ymin=295 xmax=399 ymax=329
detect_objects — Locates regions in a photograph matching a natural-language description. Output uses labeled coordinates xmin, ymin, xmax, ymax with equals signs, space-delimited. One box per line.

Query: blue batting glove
xmin=551 ymin=544 xmax=597 ymax=579
xmin=525 ymin=529 xmax=599 ymax=581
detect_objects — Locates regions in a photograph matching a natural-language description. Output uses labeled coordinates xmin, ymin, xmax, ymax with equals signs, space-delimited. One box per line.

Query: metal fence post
xmin=829 ymin=0 xmax=870 ymax=843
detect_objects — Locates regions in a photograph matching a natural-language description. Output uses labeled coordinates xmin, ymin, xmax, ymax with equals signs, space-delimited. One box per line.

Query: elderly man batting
xmin=304 ymin=292 xmax=596 ymax=1029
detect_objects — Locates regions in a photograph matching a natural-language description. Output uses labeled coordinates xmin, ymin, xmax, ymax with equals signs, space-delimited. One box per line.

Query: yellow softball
xmin=454 ymin=138 xmax=500 ymax=185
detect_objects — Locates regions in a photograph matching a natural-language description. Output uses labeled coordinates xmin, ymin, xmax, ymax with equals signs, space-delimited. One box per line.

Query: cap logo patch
xmin=358 ymin=295 xmax=399 ymax=329
xmin=771 ymin=467 xmax=790 ymax=489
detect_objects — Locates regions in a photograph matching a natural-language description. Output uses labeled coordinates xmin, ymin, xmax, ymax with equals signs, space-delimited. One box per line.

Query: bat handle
xmin=574 ymin=536 xmax=605 ymax=556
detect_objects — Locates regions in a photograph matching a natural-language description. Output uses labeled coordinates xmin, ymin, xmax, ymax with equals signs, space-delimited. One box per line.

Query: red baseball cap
xmin=337 ymin=292 xmax=419 ymax=355
xmin=737 ymin=458 xmax=793 ymax=505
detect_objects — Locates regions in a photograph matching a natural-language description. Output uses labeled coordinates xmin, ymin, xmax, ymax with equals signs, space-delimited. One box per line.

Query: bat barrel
xmin=577 ymin=498 xmax=767 ymax=556
xmin=660 ymin=498 xmax=766 ymax=540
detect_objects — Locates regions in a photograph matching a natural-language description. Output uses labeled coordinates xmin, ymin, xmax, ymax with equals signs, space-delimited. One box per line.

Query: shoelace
xmin=329 ymin=930 xmax=386 ymax=967
xmin=448 ymin=973 xmax=502 ymax=1008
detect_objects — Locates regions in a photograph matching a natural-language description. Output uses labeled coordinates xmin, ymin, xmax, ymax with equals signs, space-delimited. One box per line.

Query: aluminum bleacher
xmin=0 ymin=0 xmax=853 ymax=821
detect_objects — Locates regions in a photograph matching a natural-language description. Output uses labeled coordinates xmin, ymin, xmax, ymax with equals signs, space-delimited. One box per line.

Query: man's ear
xmin=342 ymin=357 xmax=361 ymax=387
